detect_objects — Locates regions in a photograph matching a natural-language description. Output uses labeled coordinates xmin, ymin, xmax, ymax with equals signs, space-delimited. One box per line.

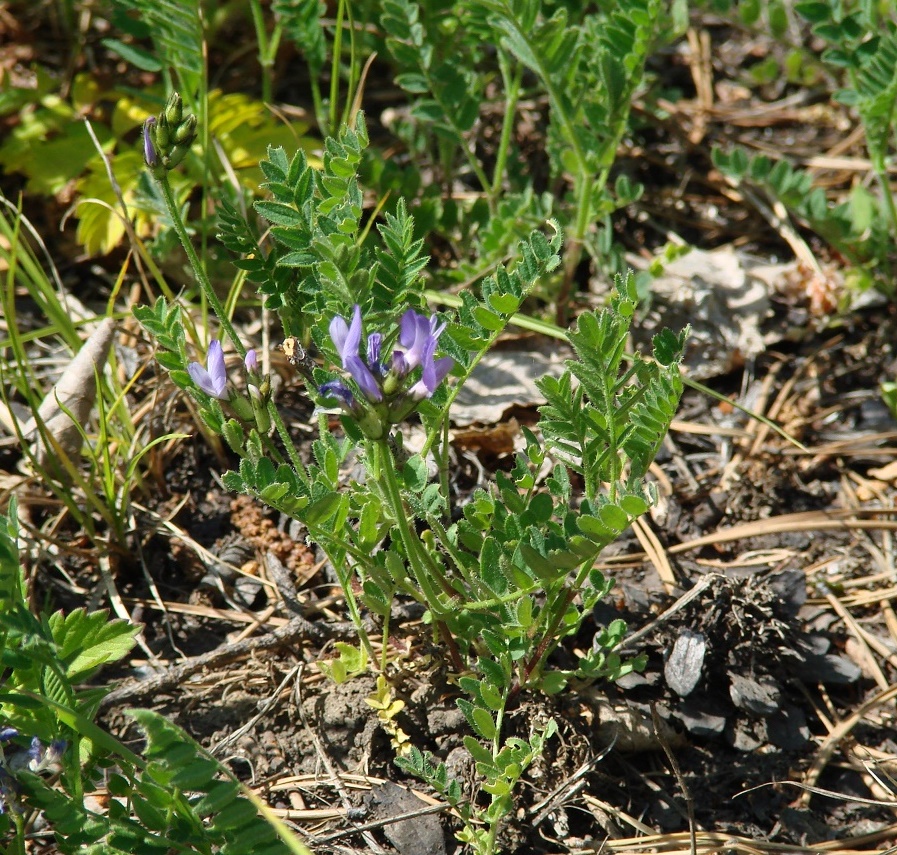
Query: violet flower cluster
xmin=320 ymin=305 xmax=453 ymax=438
xmin=0 ymin=727 xmax=66 ymax=816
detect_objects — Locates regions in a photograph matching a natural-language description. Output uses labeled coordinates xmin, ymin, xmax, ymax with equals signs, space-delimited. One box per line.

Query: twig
xmin=100 ymin=614 xmax=330 ymax=709
xmin=312 ymin=800 xmax=450 ymax=844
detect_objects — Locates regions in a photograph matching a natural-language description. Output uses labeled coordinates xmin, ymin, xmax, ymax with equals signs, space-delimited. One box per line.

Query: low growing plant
xmin=135 ymin=93 xmax=687 ymax=854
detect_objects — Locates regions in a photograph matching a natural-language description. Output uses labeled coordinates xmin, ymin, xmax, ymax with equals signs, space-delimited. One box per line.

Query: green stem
xmin=10 ymin=810 xmax=25 ymax=855
xmin=330 ymin=550 xmax=376 ymax=662
xmin=491 ymin=54 xmax=522 ymax=202
xmin=264 ymin=399 xmax=311 ymax=490
xmin=330 ymin=0 xmax=346 ymax=135
xmin=875 ymin=166 xmax=897 ymax=273
xmin=249 ymin=0 xmax=279 ymax=104
xmin=156 ymin=174 xmax=245 ymax=359
xmin=371 ymin=440 xmax=449 ymax=612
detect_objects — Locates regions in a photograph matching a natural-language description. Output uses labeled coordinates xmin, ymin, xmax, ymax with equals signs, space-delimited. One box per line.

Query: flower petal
xmin=346 ymin=355 xmax=383 ymax=402
xmin=329 ymin=314 xmax=350 ymax=358
xmin=143 ymin=117 xmax=157 ymax=167
xmin=367 ymin=332 xmax=382 ymax=370
xmin=188 ymin=340 xmax=228 ymax=399
xmin=207 ymin=340 xmax=227 ymax=396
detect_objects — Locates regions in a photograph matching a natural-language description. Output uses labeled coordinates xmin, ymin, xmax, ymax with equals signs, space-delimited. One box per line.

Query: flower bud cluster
xmin=188 ymin=341 xmax=272 ymax=434
xmin=143 ymin=92 xmax=197 ymax=178
xmin=319 ymin=305 xmax=454 ymax=439
xmin=0 ymin=727 xmax=66 ymax=815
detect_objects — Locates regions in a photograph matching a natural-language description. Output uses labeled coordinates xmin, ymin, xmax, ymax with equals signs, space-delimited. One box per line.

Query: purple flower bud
xmin=27 ymin=737 xmax=41 ymax=765
xmin=367 ymin=332 xmax=383 ymax=374
xmin=188 ymin=340 xmax=228 ymax=399
xmin=143 ymin=117 xmax=157 ymax=167
xmin=390 ymin=350 xmax=409 ymax=378
xmin=319 ymin=379 xmax=357 ymax=411
xmin=244 ymin=349 xmax=258 ymax=373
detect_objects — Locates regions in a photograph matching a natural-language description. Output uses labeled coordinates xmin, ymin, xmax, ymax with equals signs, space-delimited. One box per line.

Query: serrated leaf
xmin=50 ymin=609 xmax=139 ymax=680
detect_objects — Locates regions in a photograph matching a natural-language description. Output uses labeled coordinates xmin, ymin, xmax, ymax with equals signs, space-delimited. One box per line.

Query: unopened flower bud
xmin=228 ymin=393 xmax=255 ymax=423
xmin=173 ymin=114 xmax=197 ymax=146
xmin=164 ymin=92 xmax=184 ymax=126
xmin=154 ymin=118 xmax=171 ymax=150
xmin=163 ymin=146 xmax=190 ymax=170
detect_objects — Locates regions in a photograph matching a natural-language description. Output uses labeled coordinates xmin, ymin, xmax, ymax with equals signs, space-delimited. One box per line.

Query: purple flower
xmin=322 ymin=305 xmax=454 ymax=432
xmin=409 ymin=354 xmax=454 ymax=401
xmin=244 ymin=349 xmax=258 ymax=373
xmin=188 ymin=340 xmax=228 ymax=399
xmin=329 ymin=306 xmax=382 ymax=402
xmin=329 ymin=305 xmax=363 ymax=365
xmin=398 ymin=309 xmax=447 ymax=374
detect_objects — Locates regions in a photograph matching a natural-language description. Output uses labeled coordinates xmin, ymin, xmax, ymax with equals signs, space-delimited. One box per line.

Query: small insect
xmin=279 ymin=336 xmax=316 ymax=382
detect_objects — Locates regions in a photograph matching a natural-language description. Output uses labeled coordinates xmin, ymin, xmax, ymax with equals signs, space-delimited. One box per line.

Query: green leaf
xmin=540 ymin=671 xmax=568 ymax=694
xmin=462 ymin=735 xmax=494 ymax=767
xmin=598 ymin=503 xmax=629 ymax=532
xmin=101 ymin=38 xmax=163 ymax=71
xmin=402 ymin=455 xmax=429 ymax=492
xmin=254 ymin=201 xmax=304 ymax=227
xmin=472 ymin=306 xmax=505 ymax=331
xmin=304 ymin=492 xmax=343 ymax=525
xmin=479 ymin=683 xmax=504 ymax=712
xmin=480 ymin=537 xmax=508 ymax=595
xmin=362 ymin=580 xmax=392 ymax=617
xmin=458 ymin=699 xmax=497 ymax=740
xmin=49 ymin=609 xmax=139 ymax=680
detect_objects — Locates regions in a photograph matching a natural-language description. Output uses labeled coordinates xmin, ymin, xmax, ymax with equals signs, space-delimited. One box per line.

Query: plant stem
xmin=372 ymin=441 xmax=446 ymax=609
xmin=491 ymin=53 xmax=522 ymax=202
xmin=155 ymin=174 xmax=245 ymax=359
xmin=10 ymin=812 xmax=25 ymax=855
xmin=371 ymin=439 xmax=464 ymax=670
xmin=330 ymin=0 xmax=346 ymax=135
xmin=264 ymin=399 xmax=311 ymax=489
xmin=331 ymin=552 xmax=376 ymax=662
xmin=248 ymin=0 xmax=278 ymax=104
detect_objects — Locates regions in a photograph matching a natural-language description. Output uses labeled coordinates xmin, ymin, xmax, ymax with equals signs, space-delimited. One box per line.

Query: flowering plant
xmin=135 ymin=103 xmax=687 ymax=855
